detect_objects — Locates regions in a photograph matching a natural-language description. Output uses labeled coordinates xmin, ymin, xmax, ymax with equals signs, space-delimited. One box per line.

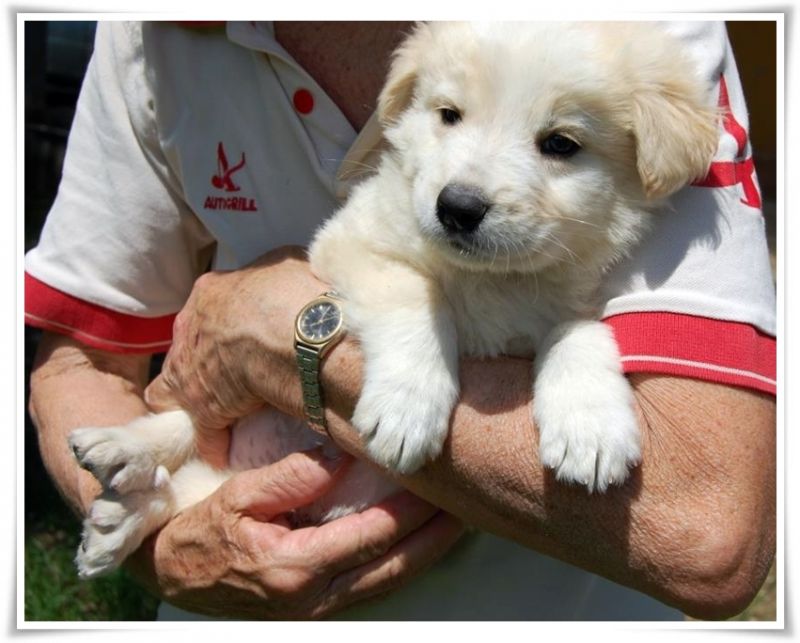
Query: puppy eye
xmin=540 ymin=134 xmax=580 ymax=157
xmin=439 ymin=108 xmax=462 ymax=126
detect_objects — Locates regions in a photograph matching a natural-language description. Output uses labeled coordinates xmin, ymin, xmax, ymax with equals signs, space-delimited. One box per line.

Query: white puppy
xmin=68 ymin=22 xmax=718 ymax=578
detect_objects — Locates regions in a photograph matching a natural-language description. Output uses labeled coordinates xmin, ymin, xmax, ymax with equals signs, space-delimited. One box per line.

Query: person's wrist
xmin=216 ymin=251 xmax=333 ymax=421
xmin=318 ymin=336 xmax=361 ymax=418
xmin=253 ymin=251 xmax=330 ymax=364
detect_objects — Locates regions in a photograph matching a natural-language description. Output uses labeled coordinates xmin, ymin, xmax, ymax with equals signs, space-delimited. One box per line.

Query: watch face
xmin=298 ymin=300 xmax=343 ymax=343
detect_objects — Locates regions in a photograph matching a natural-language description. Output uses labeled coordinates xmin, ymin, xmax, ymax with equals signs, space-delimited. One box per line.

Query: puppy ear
xmin=377 ymin=23 xmax=430 ymax=125
xmin=631 ymin=78 xmax=719 ymax=200
xmin=632 ymin=84 xmax=719 ymax=199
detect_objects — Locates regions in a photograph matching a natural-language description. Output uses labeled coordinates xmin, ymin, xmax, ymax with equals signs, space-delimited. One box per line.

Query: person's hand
xmin=128 ymin=449 xmax=464 ymax=619
xmin=145 ymin=246 xmax=328 ymax=466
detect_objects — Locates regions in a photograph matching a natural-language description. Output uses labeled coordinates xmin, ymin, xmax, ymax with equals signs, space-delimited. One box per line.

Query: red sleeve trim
xmin=603 ymin=312 xmax=776 ymax=395
xmin=24 ymin=272 xmax=175 ymax=354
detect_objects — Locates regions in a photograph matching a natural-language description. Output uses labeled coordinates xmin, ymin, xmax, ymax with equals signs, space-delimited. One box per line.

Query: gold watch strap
xmin=296 ymin=343 xmax=327 ymax=429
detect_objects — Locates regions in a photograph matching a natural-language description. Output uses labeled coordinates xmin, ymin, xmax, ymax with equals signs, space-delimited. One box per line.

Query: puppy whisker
xmin=548 ymin=214 xmax=602 ymax=229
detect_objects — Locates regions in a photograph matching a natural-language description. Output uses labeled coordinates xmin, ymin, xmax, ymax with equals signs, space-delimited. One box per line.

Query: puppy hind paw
xmin=75 ymin=524 xmax=128 ymax=579
xmin=75 ymin=506 xmax=138 ymax=578
xmin=68 ymin=427 xmax=160 ymax=494
xmin=75 ymin=489 xmax=173 ymax=579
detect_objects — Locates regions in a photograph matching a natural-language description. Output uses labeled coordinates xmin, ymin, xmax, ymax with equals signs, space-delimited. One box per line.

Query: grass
xmin=25 ymin=513 xmax=159 ymax=621
xmin=23 ymin=327 xmax=159 ymax=622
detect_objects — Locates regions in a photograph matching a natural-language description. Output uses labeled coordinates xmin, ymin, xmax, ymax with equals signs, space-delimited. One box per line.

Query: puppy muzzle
xmin=436 ymin=183 xmax=491 ymax=234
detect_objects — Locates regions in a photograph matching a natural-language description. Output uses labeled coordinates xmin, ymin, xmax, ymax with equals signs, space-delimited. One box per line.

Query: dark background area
xmin=22 ymin=20 xmax=778 ymax=621
xmin=24 ymin=21 xmax=159 ymax=620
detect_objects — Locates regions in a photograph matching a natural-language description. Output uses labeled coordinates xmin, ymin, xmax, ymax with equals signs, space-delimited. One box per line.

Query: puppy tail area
xmin=169 ymin=459 xmax=234 ymax=512
xmin=290 ymin=459 xmax=403 ymax=527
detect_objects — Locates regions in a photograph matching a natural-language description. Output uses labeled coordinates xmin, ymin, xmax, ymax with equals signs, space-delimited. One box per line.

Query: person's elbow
xmin=662 ymin=436 xmax=776 ymax=619
xmin=632 ymin=377 xmax=776 ymax=619
xmin=658 ymin=470 xmax=775 ymax=621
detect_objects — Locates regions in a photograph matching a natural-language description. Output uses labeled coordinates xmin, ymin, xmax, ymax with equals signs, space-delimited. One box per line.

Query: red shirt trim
xmin=24 ymin=272 xmax=175 ymax=354
xmin=25 ymin=272 xmax=778 ymax=393
xmin=604 ymin=312 xmax=776 ymax=395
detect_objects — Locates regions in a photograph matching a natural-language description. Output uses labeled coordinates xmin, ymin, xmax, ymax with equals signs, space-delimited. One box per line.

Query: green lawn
xmin=24 ymin=426 xmax=158 ymax=621
xmin=24 ymin=327 xmax=158 ymax=621
xmin=25 ymin=514 xmax=158 ymax=621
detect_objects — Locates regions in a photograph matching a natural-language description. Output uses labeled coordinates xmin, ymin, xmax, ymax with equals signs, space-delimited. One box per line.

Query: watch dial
xmin=300 ymin=301 xmax=342 ymax=342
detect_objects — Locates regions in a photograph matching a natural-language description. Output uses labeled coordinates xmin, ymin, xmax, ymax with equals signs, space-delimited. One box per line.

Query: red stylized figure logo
xmin=211 ymin=142 xmax=246 ymax=192
xmin=693 ymin=75 xmax=761 ymax=209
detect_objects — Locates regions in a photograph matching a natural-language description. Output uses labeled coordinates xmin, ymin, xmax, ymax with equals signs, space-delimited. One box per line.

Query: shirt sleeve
xmin=600 ymin=21 xmax=776 ymax=395
xmin=25 ymin=22 xmax=215 ymax=353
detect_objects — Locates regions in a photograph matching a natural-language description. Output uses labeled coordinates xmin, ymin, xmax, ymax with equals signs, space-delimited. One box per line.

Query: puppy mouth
xmin=440 ymin=232 xmax=516 ymax=270
xmin=446 ymin=234 xmax=480 ymax=255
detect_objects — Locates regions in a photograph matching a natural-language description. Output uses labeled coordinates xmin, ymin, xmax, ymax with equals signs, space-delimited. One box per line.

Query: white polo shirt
xmin=24 ymin=21 xmax=776 ymax=620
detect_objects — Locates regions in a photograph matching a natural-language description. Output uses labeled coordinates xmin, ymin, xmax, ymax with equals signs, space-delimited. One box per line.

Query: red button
xmin=293 ymin=88 xmax=314 ymax=115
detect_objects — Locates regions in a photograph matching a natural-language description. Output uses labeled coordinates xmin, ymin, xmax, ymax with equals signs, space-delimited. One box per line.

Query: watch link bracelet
xmin=294 ymin=291 xmax=346 ymax=431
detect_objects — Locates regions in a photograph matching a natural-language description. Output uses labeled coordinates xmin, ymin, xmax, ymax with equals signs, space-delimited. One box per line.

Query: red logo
xmin=205 ymin=142 xmax=258 ymax=212
xmin=211 ymin=142 xmax=246 ymax=192
xmin=693 ymin=74 xmax=761 ymax=209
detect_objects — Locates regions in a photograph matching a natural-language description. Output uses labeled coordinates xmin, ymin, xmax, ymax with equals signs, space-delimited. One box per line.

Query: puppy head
xmin=378 ymin=22 xmax=719 ymax=274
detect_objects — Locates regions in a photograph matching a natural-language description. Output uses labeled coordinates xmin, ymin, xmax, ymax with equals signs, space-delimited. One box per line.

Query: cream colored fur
xmin=68 ymin=22 xmax=718 ymax=578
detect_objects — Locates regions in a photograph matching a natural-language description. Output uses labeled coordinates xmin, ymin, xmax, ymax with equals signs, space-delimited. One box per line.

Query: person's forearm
xmin=30 ymin=333 xmax=463 ymax=619
xmin=29 ymin=332 xmax=151 ymax=514
xmin=318 ymin=338 xmax=776 ymax=618
xmin=141 ymin=251 xmax=775 ymax=618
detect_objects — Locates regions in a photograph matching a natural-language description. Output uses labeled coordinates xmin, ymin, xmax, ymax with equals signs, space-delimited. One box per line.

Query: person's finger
xmin=293 ymin=490 xmax=445 ymax=576
xmin=143 ymin=372 xmax=232 ymax=468
xmin=316 ymin=511 xmax=465 ymax=617
xmin=194 ymin=424 xmax=232 ymax=469
xmin=224 ymin=449 xmax=352 ymax=517
xmin=144 ymin=372 xmax=182 ymax=413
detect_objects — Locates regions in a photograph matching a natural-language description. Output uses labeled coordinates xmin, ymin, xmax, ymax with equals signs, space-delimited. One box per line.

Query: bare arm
xmin=29 ymin=332 xmax=152 ymax=513
xmin=28 ymin=331 xmax=463 ymax=619
xmin=147 ymin=247 xmax=776 ymax=619
xmin=322 ymin=348 xmax=776 ymax=619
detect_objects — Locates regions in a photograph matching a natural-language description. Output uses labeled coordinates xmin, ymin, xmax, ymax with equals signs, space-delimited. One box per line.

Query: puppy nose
xmin=436 ymin=183 xmax=490 ymax=233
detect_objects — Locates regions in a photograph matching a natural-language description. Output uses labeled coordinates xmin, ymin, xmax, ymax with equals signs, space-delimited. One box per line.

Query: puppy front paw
xmin=535 ymin=377 xmax=641 ymax=493
xmin=69 ymin=427 xmax=163 ymax=494
xmin=75 ymin=484 xmax=174 ymax=579
xmin=352 ymin=371 xmax=458 ymax=475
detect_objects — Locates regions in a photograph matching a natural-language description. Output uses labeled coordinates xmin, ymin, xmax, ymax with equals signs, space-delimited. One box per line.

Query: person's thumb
xmin=144 ymin=373 xmax=180 ymax=413
xmin=225 ymin=448 xmax=352 ymax=517
xmin=144 ymin=375 xmax=231 ymax=469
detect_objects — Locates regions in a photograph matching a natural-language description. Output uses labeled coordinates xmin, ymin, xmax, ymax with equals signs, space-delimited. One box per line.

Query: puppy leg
xmin=69 ymin=410 xmax=196 ymax=494
xmin=534 ymin=321 xmax=641 ymax=492
xmin=311 ymin=227 xmax=459 ymax=473
xmin=350 ymin=293 xmax=460 ymax=474
xmin=76 ymin=459 xmax=231 ymax=579
xmin=311 ymin=212 xmax=462 ymax=474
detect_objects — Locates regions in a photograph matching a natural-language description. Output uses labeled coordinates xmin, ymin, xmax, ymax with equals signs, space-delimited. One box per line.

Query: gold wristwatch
xmin=294 ymin=292 xmax=346 ymax=431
